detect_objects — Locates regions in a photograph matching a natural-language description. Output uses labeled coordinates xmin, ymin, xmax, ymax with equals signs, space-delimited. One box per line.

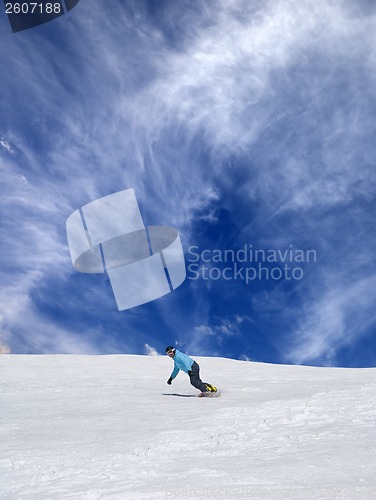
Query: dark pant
xmin=188 ymin=361 xmax=208 ymax=392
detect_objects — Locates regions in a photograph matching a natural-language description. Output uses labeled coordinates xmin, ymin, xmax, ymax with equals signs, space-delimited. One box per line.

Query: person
xmin=165 ymin=346 xmax=217 ymax=394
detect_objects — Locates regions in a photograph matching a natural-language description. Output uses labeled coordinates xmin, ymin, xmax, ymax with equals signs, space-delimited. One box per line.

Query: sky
xmin=1 ymin=0 xmax=376 ymax=367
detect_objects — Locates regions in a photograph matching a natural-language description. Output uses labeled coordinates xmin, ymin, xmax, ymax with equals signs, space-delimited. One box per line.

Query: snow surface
xmin=1 ymin=355 xmax=375 ymax=499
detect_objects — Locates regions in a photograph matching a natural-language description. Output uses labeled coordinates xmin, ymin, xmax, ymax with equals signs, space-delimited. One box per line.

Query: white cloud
xmin=124 ymin=1 xmax=374 ymax=146
xmin=193 ymin=316 xmax=243 ymax=338
xmin=0 ymin=137 xmax=13 ymax=154
xmin=285 ymin=274 xmax=376 ymax=365
xmin=240 ymin=354 xmax=252 ymax=362
xmin=144 ymin=344 xmax=159 ymax=356
xmin=0 ymin=334 xmax=11 ymax=354
xmin=193 ymin=325 xmax=215 ymax=336
xmin=0 ymin=345 xmax=11 ymax=354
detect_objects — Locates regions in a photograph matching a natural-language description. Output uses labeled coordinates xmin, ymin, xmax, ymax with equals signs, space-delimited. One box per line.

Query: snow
xmin=1 ymin=355 xmax=375 ymax=499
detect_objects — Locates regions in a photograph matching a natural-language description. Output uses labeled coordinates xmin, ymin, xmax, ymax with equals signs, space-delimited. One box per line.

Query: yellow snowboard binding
xmin=198 ymin=384 xmax=220 ymax=397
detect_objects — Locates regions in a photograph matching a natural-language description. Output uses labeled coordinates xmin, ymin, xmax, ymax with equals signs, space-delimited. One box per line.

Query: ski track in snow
xmin=1 ymin=355 xmax=375 ymax=499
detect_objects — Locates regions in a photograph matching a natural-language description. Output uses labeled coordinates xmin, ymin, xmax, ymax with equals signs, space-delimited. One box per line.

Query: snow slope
xmin=1 ymin=355 xmax=375 ymax=500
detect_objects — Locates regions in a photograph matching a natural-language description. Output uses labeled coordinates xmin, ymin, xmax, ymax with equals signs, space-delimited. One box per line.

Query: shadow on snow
xmin=162 ymin=393 xmax=197 ymax=398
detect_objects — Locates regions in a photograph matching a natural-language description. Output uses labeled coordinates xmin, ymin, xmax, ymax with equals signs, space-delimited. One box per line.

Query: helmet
xmin=165 ymin=345 xmax=175 ymax=354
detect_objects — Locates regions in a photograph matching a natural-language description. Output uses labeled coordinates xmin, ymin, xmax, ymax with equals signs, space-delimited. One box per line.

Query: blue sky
xmin=1 ymin=0 xmax=376 ymax=367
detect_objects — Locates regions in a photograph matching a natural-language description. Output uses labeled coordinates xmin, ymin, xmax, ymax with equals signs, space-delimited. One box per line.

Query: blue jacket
xmin=170 ymin=350 xmax=195 ymax=379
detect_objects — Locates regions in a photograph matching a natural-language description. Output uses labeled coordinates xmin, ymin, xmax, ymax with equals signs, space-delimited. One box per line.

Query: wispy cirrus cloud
xmin=0 ymin=136 xmax=13 ymax=153
xmin=1 ymin=0 xmax=376 ymax=362
xmin=284 ymin=274 xmax=376 ymax=366
xmin=144 ymin=344 xmax=159 ymax=356
xmin=185 ymin=315 xmax=252 ymax=356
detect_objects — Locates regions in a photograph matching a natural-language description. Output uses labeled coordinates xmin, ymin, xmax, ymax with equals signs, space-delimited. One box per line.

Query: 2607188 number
xmin=5 ymin=3 xmax=62 ymax=14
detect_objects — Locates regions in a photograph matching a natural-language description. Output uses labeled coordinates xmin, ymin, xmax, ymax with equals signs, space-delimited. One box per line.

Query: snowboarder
xmin=165 ymin=346 xmax=217 ymax=395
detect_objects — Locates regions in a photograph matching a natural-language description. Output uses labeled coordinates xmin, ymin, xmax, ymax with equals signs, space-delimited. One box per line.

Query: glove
xmin=167 ymin=377 xmax=173 ymax=385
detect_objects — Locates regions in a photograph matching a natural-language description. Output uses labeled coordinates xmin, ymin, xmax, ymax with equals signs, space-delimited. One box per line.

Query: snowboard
xmin=198 ymin=390 xmax=221 ymax=398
